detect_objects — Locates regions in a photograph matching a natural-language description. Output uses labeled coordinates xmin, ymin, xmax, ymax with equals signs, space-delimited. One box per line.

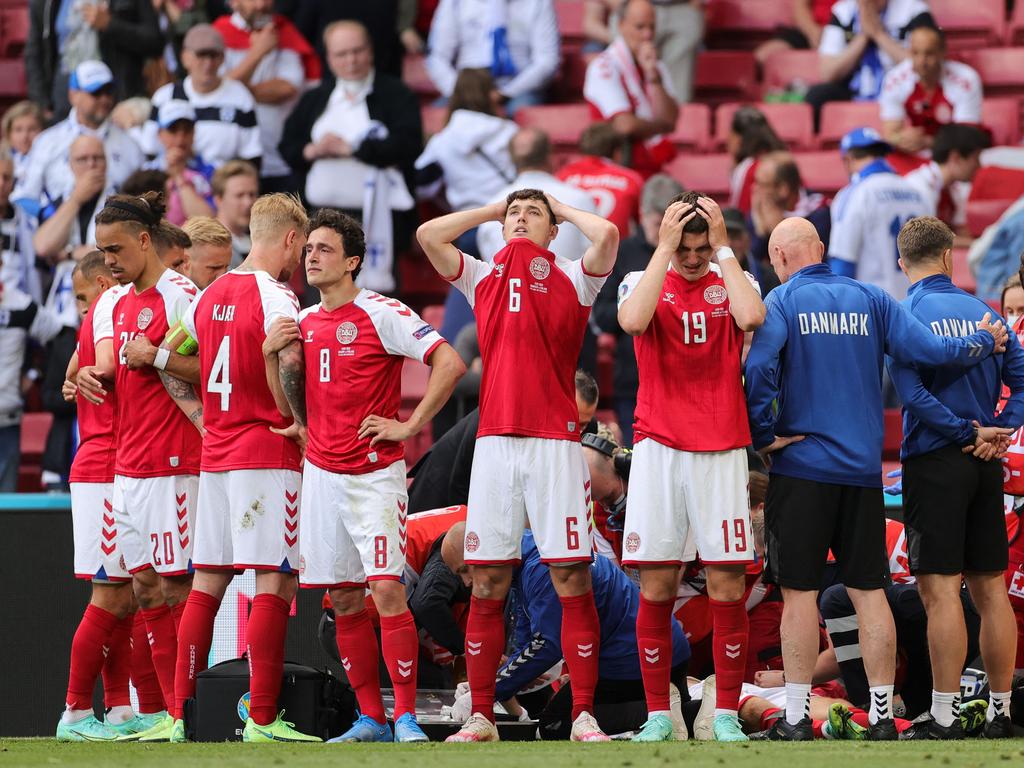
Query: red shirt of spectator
xmin=557 ymin=155 xmax=643 ymax=239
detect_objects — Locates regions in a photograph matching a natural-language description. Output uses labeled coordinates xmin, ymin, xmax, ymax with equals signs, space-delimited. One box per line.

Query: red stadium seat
xmin=951 ymin=246 xmax=976 ymax=294
xmin=981 ymin=97 xmax=1022 ymax=146
xmin=670 ymin=103 xmax=712 ymax=150
xmin=1 ymin=7 xmax=27 ymax=57
xmin=818 ymin=101 xmax=884 ymax=148
xmin=761 ymin=50 xmax=823 ymax=95
xmin=962 ymin=48 xmax=1024 ymax=98
xmin=1010 ymin=2 xmax=1024 ymax=45
xmin=555 ymin=0 xmax=586 ymax=43
xmin=966 ymin=199 xmax=1012 ymax=238
xmin=704 ymin=0 xmax=793 ymax=49
xmin=515 ymin=103 xmax=592 ymax=147
xmin=793 ymin=151 xmax=847 ymax=196
xmin=420 ymin=304 xmax=445 ymax=331
xmin=421 ymin=105 xmax=447 ymax=137
xmin=694 ymin=51 xmax=757 ymax=104
xmin=403 ymin=54 xmax=439 ymax=99
xmin=661 ymin=153 xmax=734 ymax=200
xmin=0 ymin=57 xmax=24 ymax=99
xmin=969 ymin=166 xmax=1024 ymax=202
xmin=929 ymin=0 xmax=1006 ymax=51
xmin=20 ymin=412 xmax=51 ymax=460
xmin=882 ymin=409 xmax=903 ymax=461
xmin=714 ymin=102 xmax=816 ymax=150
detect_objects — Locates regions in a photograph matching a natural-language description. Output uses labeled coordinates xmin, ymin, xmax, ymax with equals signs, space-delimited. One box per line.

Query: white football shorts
xmin=113 ymin=473 xmax=199 ymax=576
xmin=70 ymin=481 xmax=130 ymax=582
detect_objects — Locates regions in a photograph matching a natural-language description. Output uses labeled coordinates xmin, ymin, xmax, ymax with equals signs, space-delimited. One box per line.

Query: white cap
xmin=158 ymin=100 xmax=196 ymax=129
xmin=69 ymin=60 xmax=114 ymax=93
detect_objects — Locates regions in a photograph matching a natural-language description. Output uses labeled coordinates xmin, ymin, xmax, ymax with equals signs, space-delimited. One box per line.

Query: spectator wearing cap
xmin=426 ymin=0 xmax=560 ymax=117
xmin=280 ymin=19 xmax=421 ymax=292
xmin=26 ymin=0 xmax=162 ymax=120
xmin=806 ymin=0 xmax=935 ymax=122
xmin=13 ymin=61 xmax=144 ymax=219
xmin=591 ymin=173 xmax=683 ymax=446
xmin=829 ymin=127 xmax=928 ymax=299
xmin=142 ymin=101 xmax=216 ymax=226
xmin=903 ymin=124 xmax=990 ymax=235
xmin=556 ymin=122 xmax=644 ymax=241
xmin=213 ymin=0 xmax=322 ymax=193
xmin=879 ymin=26 xmax=982 ymax=155
xmin=584 ymin=0 xmax=678 ymax=179
xmin=143 ymin=24 xmax=262 ymax=169
xmin=750 ymin=150 xmax=829 ymax=287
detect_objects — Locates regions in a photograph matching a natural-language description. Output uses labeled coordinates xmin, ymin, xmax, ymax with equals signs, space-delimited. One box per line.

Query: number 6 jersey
xmin=182 ymin=270 xmax=302 ymax=472
xmin=618 ymin=263 xmax=755 ymax=452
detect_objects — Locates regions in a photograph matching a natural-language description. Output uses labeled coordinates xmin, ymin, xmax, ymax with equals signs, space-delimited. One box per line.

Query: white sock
xmin=61 ymin=707 xmax=92 ymax=724
xmin=930 ymin=690 xmax=959 ymax=728
xmin=785 ymin=682 xmax=811 ymax=725
xmin=105 ymin=705 xmax=134 ymax=725
xmin=869 ymin=684 xmax=894 ymax=724
xmin=988 ymin=691 xmax=1011 ymax=722
xmin=714 ymin=708 xmax=738 ymax=718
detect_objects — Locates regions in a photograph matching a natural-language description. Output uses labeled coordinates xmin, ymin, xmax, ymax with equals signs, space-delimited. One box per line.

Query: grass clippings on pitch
xmin=3 ymin=739 xmax=1024 ymax=768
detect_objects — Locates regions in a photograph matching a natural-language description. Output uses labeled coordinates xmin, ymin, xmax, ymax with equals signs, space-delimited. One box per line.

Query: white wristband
xmin=716 ymin=246 xmax=737 ymax=262
xmin=153 ymin=347 xmax=170 ymax=371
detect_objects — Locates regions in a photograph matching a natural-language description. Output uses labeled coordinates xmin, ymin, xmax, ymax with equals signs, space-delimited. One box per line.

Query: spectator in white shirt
xmin=213 ymin=0 xmax=323 ymax=192
xmin=416 ymin=68 xmax=518 ymax=223
xmin=903 ymin=123 xmax=990 ymax=235
xmin=476 ymin=128 xmax=598 ymax=262
xmin=13 ymin=60 xmax=143 ymax=218
xmin=143 ymin=24 xmax=263 ymax=169
xmin=212 ymin=159 xmax=259 ymax=266
xmin=879 ymin=26 xmax=982 ymax=155
xmin=426 ymin=0 xmax=560 ymax=117
xmin=806 ymin=0 xmax=934 ymax=124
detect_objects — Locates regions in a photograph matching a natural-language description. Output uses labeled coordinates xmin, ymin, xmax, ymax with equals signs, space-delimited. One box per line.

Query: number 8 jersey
xmin=618 ymin=263 xmax=754 ymax=452
xmin=182 ymin=270 xmax=302 ymax=472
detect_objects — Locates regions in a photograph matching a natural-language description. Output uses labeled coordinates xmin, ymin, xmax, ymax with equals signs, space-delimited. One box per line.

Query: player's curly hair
xmin=95 ymin=191 xmax=166 ymax=235
xmin=666 ymin=190 xmax=709 ymax=235
xmin=307 ymin=208 xmax=366 ymax=279
xmin=506 ymin=188 xmax=556 ymax=226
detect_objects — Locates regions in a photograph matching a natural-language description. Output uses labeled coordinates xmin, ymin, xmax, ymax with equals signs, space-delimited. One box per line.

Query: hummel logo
xmin=397 ymin=659 xmax=413 ymax=678
xmin=341 ymin=656 xmax=351 ymax=671
xmin=576 ymin=642 xmax=594 ymax=658
xmin=643 ymin=646 xmax=660 ymax=664
xmin=147 ymin=631 xmax=155 ymax=647
xmin=725 ymin=642 xmax=742 ymax=659
xmin=102 ymin=645 xmax=110 ymax=658
xmin=467 ymin=640 xmax=482 ymax=656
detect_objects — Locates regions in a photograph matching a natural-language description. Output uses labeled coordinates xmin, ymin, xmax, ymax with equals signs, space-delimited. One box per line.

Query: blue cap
xmin=840 ymin=126 xmax=891 ymax=155
xmin=69 ymin=60 xmax=114 ymax=94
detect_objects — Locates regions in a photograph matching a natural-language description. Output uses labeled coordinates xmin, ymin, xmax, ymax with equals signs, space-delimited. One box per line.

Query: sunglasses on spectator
xmin=192 ymin=49 xmax=224 ymax=59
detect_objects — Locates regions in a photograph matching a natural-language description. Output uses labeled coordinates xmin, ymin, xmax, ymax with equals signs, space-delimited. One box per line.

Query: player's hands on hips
xmin=62 ymin=377 xmax=77 ymax=403
xmin=657 ymin=201 xmax=696 ymax=254
xmin=123 ymin=335 xmax=157 ymax=369
xmin=358 ymin=414 xmax=414 ymax=446
xmin=695 ymin=196 xmax=729 ymax=252
xmin=264 ymin=317 xmax=301 ymax=357
xmin=978 ymin=312 xmax=1008 ymax=353
xmin=270 ymin=421 xmax=307 ymax=455
xmin=76 ymin=366 xmax=108 ymax=405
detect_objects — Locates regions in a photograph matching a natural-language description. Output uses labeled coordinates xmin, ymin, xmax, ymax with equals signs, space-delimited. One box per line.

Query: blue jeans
xmin=0 ymin=423 xmax=21 ymax=492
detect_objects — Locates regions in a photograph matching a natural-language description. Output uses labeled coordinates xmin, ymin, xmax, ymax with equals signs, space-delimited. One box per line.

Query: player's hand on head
xmin=695 ymin=197 xmax=729 ymax=252
xmin=358 ymin=414 xmax=414 ymax=446
xmin=978 ymin=312 xmax=1008 ymax=353
xmin=658 ymin=201 xmax=693 ymax=252
xmin=492 ymin=198 xmax=508 ymax=223
xmin=76 ymin=366 xmax=107 ymax=405
xmin=263 ymin=317 xmax=301 ymax=357
xmin=123 ymin=335 xmax=157 ymax=369
xmin=544 ymin=193 xmax=566 ymax=224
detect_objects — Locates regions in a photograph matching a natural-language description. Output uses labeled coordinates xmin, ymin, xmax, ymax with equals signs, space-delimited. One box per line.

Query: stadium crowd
xmin=0 ymin=0 xmax=1021 ymax=747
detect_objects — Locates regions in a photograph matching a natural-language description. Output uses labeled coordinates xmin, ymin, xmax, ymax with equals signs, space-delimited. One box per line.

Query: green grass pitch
xmin=3 ymin=739 xmax=1024 ymax=768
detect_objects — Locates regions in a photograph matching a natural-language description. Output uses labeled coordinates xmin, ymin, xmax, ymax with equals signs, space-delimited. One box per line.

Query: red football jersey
xmin=405 ymin=505 xmax=468 ymax=579
xmin=619 ymin=264 xmax=754 ymax=451
xmin=112 ymin=270 xmax=202 ymax=477
xmin=182 ymin=271 xmax=302 ymax=472
xmin=999 ymin=315 xmax=1024 ymax=494
xmin=300 ymin=289 xmax=445 ymax=475
xmin=556 ymin=156 xmax=643 ymax=239
xmin=70 ymin=285 xmax=128 ymax=484
xmin=447 ymin=239 xmax=607 ymax=441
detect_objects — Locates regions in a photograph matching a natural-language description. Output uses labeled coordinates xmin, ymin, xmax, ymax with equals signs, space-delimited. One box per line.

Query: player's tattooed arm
xmin=278 ymin=340 xmax=307 ymax=427
xmin=158 ymin=369 xmax=205 ymax=435
xmin=263 ymin=317 xmax=301 ymax=418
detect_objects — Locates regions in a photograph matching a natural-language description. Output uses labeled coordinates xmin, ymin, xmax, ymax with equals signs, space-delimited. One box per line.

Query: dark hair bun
xmin=139 ymin=191 xmax=167 ymax=225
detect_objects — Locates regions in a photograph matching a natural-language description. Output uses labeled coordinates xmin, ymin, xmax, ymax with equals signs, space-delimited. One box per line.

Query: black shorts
xmin=764 ymin=474 xmax=889 ymax=591
xmin=902 ymin=444 xmax=1008 ymax=575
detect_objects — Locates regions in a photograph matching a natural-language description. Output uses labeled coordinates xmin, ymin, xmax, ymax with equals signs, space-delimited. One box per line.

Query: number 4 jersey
xmin=618 ymin=263 xmax=755 ymax=452
xmin=113 ymin=270 xmax=202 ymax=477
xmin=182 ymin=270 xmax=302 ymax=472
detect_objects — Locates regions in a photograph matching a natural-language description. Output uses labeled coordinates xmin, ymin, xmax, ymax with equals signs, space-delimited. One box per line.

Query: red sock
xmin=761 ymin=706 xmax=782 ymax=731
xmin=141 ymin=605 xmax=179 ymax=711
xmin=813 ymin=718 xmax=828 ymax=738
xmin=246 ymin=593 xmax=290 ymax=726
xmin=131 ymin=612 xmax=164 ymax=714
xmin=710 ymin=597 xmax=748 ymax=714
xmin=334 ymin=609 xmax=385 ymax=724
xmin=173 ymin=590 xmax=220 ymax=719
xmin=66 ymin=604 xmax=120 ymax=709
xmin=465 ymin=596 xmax=506 ymax=723
xmin=636 ymin=596 xmax=674 ymax=714
xmin=102 ymin=613 xmax=133 ymax=708
xmin=559 ymin=591 xmax=601 ymax=720
xmin=849 ymin=708 xmax=911 ymax=733
xmin=380 ymin=611 xmax=419 ymax=719
xmin=170 ymin=601 xmax=187 ymax=632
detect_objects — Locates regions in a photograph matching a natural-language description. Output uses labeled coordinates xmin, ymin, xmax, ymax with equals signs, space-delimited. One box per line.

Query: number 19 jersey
xmin=182 ymin=270 xmax=302 ymax=472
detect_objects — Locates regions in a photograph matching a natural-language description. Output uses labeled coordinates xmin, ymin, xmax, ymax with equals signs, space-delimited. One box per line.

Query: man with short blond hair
xmin=212 ymin=160 xmax=259 ymax=265
xmin=184 ymin=216 xmax=233 ymax=290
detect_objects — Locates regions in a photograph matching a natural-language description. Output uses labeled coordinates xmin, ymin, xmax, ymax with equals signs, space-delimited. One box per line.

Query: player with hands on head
xmin=279 ymin=208 xmax=464 ymax=744
xmin=418 ymin=189 xmax=618 ymax=743
xmin=616 ymin=191 xmax=765 ymax=742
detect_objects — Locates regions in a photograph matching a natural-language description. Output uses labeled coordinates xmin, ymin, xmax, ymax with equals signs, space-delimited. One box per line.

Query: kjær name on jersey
xmin=212 ymin=304 xmax=236 ymax=322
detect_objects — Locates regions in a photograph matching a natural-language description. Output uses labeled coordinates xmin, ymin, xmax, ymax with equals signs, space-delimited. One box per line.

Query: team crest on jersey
xmin=136 ymin=307 xmax=154 ymax=330
xmin=493 ymin=262 xmax=505 ymax=277
xmin=625 ymin=532 xmax=640 ymax=553
xmin=336 ymin=321 xmax=358 ymax=345
xmin=465 ymin=531 xmax=480 ymax=553
xmin=703 ymin=285 xmax=727 ymax=305
xmin=529 ymin=257 xmax=550 ymax=280
xmin=306 ymin=329 xmax=314 ymax=341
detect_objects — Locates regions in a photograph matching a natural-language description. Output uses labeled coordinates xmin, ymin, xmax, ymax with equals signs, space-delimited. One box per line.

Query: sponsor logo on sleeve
xmin=413 ymin=323 xmax=435 ymax=340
